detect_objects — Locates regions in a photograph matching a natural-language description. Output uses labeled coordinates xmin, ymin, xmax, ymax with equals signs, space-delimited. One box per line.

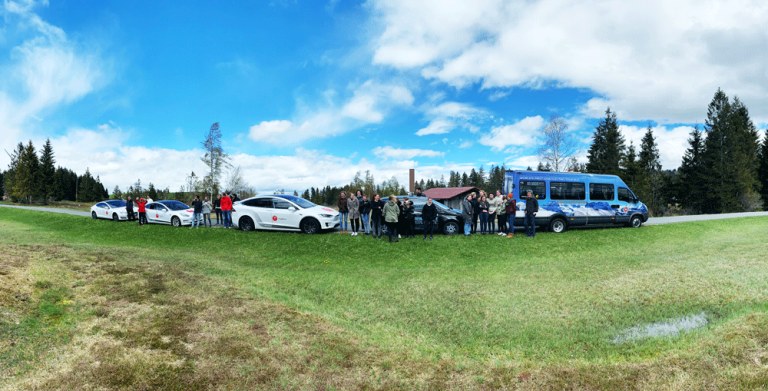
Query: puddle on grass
xmin=612 ymin=312 xmax=708 ymax=344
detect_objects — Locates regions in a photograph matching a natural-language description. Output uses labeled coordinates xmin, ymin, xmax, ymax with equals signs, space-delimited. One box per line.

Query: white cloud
xmin=478 ymin=115 xmax=543 ymax=151
xmin=458 ymin=140 xmax=473 ymax=149
xmin=619 ymin=124 xmax=693 ymax=170
xmin=371 ymin=146 xmax=444 ymax=160
xmin=249 ymin=80 xmax=413 ymax=144
xmin=416 ymin=101 xmax=487 ymax=136
xmin=0 ymin=0 xmax=110 ymax=168
xmin=505 ymin=155 xmax=540 ymax=171
xmin=369 ymin=0 xmax=768 ymax=123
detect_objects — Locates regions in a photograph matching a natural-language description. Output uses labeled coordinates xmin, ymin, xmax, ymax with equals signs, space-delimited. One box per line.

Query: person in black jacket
xmin=369 ymin=194 xmax=385 ymax=239
xmin=524 ymin=190 xmax=539 ymax=238
xmin=124 ymin=196 xmax=135 ymax=222
xmin=404 ymin=201 xmax=415 ymax=238
xmin=190 ymin=195 xmax=203 ymax=229
xmin=359 ymin=194 xmax=371 ymax=235
xmin=470 ymin=192 xmax=479 ymax=234
xmin=397 ymin=197 xmax=408 ymax=239
xmin=214 ymin=195 xmax=222 ymax=226
xmin=422 ymin=197 xmax=438 ymax=240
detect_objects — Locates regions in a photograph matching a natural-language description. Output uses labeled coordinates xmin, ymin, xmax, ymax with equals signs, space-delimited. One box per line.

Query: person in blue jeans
xmin=478 ymin=195 xmax=489 ymax=235
xmin=360 ymin=194 xmax=371 ymax=235
xmin=190 ymin=195 xmax=203 ymax=228
xmin=524 ymin=190 xmax=538 ymax=237
xmin=461 ymin=194 xmax=473 ymax=236
xmin=337 ymin=192 xmax=349 ymax=233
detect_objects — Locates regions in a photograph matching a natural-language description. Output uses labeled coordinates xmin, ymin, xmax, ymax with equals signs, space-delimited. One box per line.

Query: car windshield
xmin=106 ymin=200 xmax=126 ymax=208
xmin=273 ymin=195 xmax=315 ymax=209
xmin=160 ymin=201 xmax=190 ymax=211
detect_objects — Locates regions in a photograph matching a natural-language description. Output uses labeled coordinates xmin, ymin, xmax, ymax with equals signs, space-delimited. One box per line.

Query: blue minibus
xmin=503 ymin=170 xmax=649 ymax=233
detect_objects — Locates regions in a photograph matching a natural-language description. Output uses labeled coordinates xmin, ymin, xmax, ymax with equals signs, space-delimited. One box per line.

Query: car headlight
xmin=320 ymin=214 xmax=334 ymax=218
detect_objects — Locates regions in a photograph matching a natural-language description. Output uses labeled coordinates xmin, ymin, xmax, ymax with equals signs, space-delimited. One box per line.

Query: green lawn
xmin=1 ymin=208 xmax=768 ymax=390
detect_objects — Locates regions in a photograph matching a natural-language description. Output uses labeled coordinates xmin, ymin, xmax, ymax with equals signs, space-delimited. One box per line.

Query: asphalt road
xmin=2 ymin=203 xmax=767 ymax=227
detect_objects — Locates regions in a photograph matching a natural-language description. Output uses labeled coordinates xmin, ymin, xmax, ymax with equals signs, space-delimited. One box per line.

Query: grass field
xmin=1 ymin=208 xmax=768 ymax=390
xmin=0 ymin=199 xmax=92 ymax=212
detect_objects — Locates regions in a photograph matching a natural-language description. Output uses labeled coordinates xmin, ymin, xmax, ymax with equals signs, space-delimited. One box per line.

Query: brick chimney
xmin=409 ymin=169 xmax=415 ymax=194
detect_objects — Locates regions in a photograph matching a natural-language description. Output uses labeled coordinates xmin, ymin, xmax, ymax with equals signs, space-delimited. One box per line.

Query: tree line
xmin=3 ymin=140 xmax=109 ymax=204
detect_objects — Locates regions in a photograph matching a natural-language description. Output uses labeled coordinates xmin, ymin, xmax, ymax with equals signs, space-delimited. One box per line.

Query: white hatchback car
xmin=232 ymin=195 xmax=339 ymax=234
xmin=91 ymin=200 xmax=129 ymax=221
xmin=144 ymin=200 xmax=195 ymax=227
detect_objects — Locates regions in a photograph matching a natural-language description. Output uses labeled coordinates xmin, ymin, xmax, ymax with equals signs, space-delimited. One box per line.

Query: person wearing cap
xmin=136 ymin=197 xmax=148 ymax=226
xmin=524 ymin=190 xmax=538 ymax=237
xmin=505 ymin=193 xmax=517 ymax=238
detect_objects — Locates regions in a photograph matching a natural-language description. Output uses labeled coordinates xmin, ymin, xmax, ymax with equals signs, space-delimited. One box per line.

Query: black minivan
xmin=380 ymin=196 xmax=464 ymax=235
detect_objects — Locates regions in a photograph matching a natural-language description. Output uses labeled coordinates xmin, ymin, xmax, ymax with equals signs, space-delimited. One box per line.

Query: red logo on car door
xmin=272 ymin=216 xmax=278 ymax=221
xmin=156 ymin=214 xmax=159 ymax=218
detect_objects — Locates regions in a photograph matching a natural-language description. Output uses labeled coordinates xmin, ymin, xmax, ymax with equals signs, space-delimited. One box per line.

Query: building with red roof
xmin=422 ymin=186 xmax=480 ymax=210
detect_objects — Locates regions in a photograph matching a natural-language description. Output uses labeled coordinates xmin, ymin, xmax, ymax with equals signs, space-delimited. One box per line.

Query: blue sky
xmin=1 ymin=0 xmax=767 ymax=193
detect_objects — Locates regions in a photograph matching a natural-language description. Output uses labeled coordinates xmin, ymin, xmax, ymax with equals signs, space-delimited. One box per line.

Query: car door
xmin=272 ymin=199 xmax=302 ymax=229
xmin=242 ymin=198 xmax=276 ymax=228
xmin=96 ymin=203 xmax=109 ymax=219
xmin=411 ymin=200 xmax=426 ymax=231
xmin=145 ymin=203 xmax=158 ymax=223
xmin=155 ymin=204 xmax=170 ymax=224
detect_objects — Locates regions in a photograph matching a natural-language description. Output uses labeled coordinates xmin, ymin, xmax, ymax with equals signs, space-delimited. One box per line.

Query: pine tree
xmin=587 ymin=108 xmax=625 ymax=175
xmin=461 ymin=172 xmax=469 ymax=187
xmin=701 ymin=89 xmax=739 ymax=213
xmin=38 ymin=139 xmax=56 ymax=204
xmin=677 ymin=126 xmax=706 ymax=213
xmin=4 ymin=143 xmax=24 ymax=201
xmin=728 ymin=97 xmax=761 ymax=210
xmin=113 ymin=186 xmax=122 ymax=200
xmin=13 ymin=141 xmax=40 ymax=203
xmin=148 ymin=183 xmax=158 ymax=200
xmin=621 ymin=142 xmax=642 ymax=190
xmin=758 ymin=132 xmax=768 ymax=209
xmin=638 ymin=125 xmax=663 ymax=213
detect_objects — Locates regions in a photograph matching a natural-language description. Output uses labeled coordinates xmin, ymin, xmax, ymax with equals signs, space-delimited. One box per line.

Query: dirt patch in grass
xmin=3 ymin=242 xmax=768 ymax=390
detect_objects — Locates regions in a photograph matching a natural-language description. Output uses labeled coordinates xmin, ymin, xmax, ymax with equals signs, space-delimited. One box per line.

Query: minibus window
xmin=519 ymin=181 xmax=546 ymax=200
xmin=550 ymin=182 xmax=585 ymax=200
xmin=618 ymin=187 xmax=635 ymax=203
xmin=589 ymin=183 xmax=615 ymax=201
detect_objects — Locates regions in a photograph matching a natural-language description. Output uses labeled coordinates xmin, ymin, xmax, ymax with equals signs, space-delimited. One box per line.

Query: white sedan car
xmin=145 ymin=200 xmax=195 ymax=227
xmin=232 ymin=195 xmax=339 ymax=234
xmin=90 ymin=200 xmax=129 ymax=221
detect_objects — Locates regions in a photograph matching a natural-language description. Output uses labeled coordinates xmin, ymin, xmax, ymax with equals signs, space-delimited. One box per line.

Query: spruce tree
xmin=586 ymin=108 xmax=625 ymax=175
xmin=728 ymin=97 xmax=761 ymax=210
xmin=148 ymin=183 xmax=158 ymax=200
xmin=758 ymin=132 xmax=768 ymax=209
xmin=38 ymin=139 xmax=56 ymax=204
xmin=677 ymin=126 xmax=705 ymax=213
xmin=638 ymin=125 xmax=663 ymax=213
xmin=621 ymin=142 xmax=642 ymax=190
xmin=13 ymin=141 xmax=40 ymax=204
xmin=701 ymin=89 xmax=733 ymax=213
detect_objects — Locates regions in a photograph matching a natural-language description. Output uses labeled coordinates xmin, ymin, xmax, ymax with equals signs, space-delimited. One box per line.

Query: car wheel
xmin=112 ymin=213 xmax=119 ymax=222
xmin=301 ymin=218 xmax=320 ymax=235
xmin=549 ymin=218 xmax=566 ymax=233
xmin=172 ymin=216 xmax=181 ymax=227
xmin=442 ymin=221 xmax=458 ymax=236
xmin=240 ymin=216 xmax=255 ymax=232
xmin=630 ymin=215 xmax=642 ymax=228
xmin=91 ymin=211 xmax=97 ymax=219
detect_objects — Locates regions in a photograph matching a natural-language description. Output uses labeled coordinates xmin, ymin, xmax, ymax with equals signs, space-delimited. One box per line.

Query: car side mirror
xmin=288 ymin=206 xmax=297 ymax=211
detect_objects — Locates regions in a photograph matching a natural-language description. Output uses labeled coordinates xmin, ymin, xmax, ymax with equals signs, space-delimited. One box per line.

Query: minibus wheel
xmin=629 ymin=215 xmax=642 ymax=228
xmin=549 ymin=218 xmax=566 ymax=233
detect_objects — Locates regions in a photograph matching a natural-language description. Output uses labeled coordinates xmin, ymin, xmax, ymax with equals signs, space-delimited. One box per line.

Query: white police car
xmin=90 ymin=200 xmax=129 ymax=221
xmin=232 ymin=195 xmax=339 ymax=234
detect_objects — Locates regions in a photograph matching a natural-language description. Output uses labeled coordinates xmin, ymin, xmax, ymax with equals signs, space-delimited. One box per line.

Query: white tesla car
xmin=232 ymin=195 xmax=339 ymax=234
xmin=145 ymin=200 xmax=195 ymax=227
xmin=90 ymin=200 xmax=129 ymax=221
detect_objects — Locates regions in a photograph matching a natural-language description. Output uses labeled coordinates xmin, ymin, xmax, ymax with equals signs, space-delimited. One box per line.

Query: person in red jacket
xmin=136 ymin=197 xmax=148 ymax=226
xmin=220 ymin=192 xmax=233 ymax=228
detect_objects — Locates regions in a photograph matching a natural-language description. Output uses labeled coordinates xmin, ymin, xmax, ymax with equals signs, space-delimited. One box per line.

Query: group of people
xmin=336 ymin=189 xmax=439 ymax=242
xmin=188 ymin=192 xmax=240 ymax=228
xmin=122 ymin=192 xmax=241 ymax=229
xmin=460 ymin=189 xmax=539 ymax=238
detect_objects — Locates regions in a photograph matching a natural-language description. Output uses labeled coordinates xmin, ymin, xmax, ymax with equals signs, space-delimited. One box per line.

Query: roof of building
xmin=423 ymin=186 xmax=480 ymax=200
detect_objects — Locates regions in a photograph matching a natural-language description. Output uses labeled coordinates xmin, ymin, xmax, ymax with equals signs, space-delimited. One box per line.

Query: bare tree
xmin=537 ymin=115 xmax=578 ymax=172
xmin=225 ymin=166 xmax=248 ymax=195
xmin=201 ymin=122 xmax=231 ymax=201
